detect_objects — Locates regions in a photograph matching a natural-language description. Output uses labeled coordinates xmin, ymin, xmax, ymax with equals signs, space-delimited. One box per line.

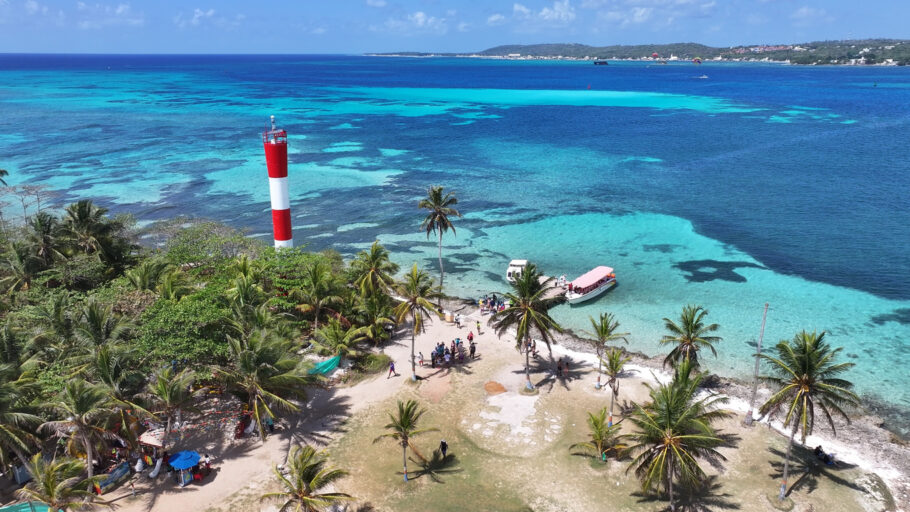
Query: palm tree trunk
xmin=10 ymin=445 xmax=32 ymax=477
xmin=596 ymin=348 xmax=602 ymax=388
xmin=84 ymin=436 xmax=95 ymax=492
xmin=410 ymin=315 xmax=417 ymax=381
xmin=779 ymin=421 xmax=799 ymax=500
xmin=524 ymin=337 xmax=533 ymax=390
xmin=608 ymin=389 xmax=615 ymax=427
xmin=437 ymin=230 xmax=444 ymax=289
xmin=313 ymin=304 xmax=320 ymax=333
xmin=162 ymin=414 xmax=173 ymax=451
xmin=668 ymin=463 xmax=675 ymax=512
xmin=402 ymin=443 xmax=408 ymax=481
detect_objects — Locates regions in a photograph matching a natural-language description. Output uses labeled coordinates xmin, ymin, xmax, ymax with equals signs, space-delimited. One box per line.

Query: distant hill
xmin=374 ymin=39 xmax=910 ymax=65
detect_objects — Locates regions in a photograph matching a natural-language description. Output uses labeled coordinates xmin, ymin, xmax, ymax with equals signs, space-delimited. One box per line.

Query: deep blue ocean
xmin=1 ymin=54 xmax=909 ymax=431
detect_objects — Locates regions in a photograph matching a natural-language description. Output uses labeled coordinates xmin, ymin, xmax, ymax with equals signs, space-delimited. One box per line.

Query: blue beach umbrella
xmin=168 ymin=450 xmax=200 ymax=470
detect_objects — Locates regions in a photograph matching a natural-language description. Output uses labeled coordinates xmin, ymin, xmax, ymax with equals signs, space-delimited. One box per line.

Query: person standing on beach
xmin=439 ymin=439 xmax=448 ymax=457
xmin=388 ymin=360 xmax=397 ymax=378
xmin=469 ymin=340 xmax=476 ymax=359
xmin=476 ymin=320 xmax=482 ymax=334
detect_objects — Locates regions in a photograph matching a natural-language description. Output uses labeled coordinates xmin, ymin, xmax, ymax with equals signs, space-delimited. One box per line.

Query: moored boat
xmin=506 ymin=259 xmax=529 ymax=283
xmin=565 ymin=266 xmax=616 ymax=304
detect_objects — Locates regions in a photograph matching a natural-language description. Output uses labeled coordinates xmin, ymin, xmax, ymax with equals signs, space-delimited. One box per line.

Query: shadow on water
xmin=673 ymin=259 xmax=765 ymax=283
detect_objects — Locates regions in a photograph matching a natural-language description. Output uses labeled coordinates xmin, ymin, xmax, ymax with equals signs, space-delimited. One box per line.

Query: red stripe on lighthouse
xmin=272 ymin=209 xmax=292 ymax=241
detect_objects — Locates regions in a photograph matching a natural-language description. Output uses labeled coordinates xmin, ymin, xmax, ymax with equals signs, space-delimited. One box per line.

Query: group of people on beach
xmin=420 ymin=336 xmax=477 ymax=368
xmin=479 ymin=294 xmax=506 ymax=314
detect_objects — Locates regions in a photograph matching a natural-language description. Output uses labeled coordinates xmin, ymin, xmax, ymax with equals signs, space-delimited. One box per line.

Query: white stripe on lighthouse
xmin=269 ymin=177 xmax=290 ymax=210
xmin=274 ymin=239 xmax=293 ymax=249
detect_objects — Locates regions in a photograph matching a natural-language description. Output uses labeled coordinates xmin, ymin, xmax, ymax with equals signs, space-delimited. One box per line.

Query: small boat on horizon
xmin=565 ymin=266 xmax=616 ymax=305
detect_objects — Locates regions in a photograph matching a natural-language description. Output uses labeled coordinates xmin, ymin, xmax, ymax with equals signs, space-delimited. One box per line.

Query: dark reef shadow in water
xmin=674 ymin=259 xmax=766 ymax=283
xmin=643 ymin=243 xmax=683 ymax=254
xmin=870 ymin=308 xmax=910 ymax=326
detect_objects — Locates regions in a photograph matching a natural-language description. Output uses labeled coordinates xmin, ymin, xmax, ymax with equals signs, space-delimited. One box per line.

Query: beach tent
xmin=168 ymin=450 xmax=200 ymax=470
xmin=308 ymin=355 xmax=341 ymax=376
xmin=139 ymin=428 xmax=166 ymax=448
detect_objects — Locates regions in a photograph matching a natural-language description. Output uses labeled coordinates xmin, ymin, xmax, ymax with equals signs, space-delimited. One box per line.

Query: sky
xmin=0 ymin=0 xmax=907 ymax=54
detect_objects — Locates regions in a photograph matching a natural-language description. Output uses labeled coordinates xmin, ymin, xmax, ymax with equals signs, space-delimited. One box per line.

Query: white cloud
xmin=311 ymin=27 xmax=326 ymax=34
xmin=487 ymin=13 xmax=505 ymax=25
xmin=379 ymin=10 xmax=448 ymax=34
xmin=539 ymin=0 xmax=575 ymax=22
xmin=790 ymin=5 xmax=832 ymax=26
xmin=513 ymin=3 xmax=531 ymax=17
xmin=366 ymin=0 xmax=386 ymax=7
xmin=24 ymin=0 xmax=37 ymax=14
xmin=457 ymin=21 xmax=470 ymax=32
xmin=192 ymin=8 xmax=214 ymax=25
xmin=174 ymin=7 xmax=215 ymax=29
xmin=76 ymin=2 xmax=144 ymax=29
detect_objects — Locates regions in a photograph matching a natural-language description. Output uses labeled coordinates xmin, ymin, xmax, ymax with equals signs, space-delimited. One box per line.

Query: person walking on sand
xmin=476 ymin=320 xmax=482 ymax=334
xmin=469 ymin=340 xmax=476 ymax=359
xmin=387 ymin=360 xmax=397 ymax=378
xmin=467 ymin=331 xmax=474 ymax=343
xmin=439 ymin=439 xmax=448 ymax=457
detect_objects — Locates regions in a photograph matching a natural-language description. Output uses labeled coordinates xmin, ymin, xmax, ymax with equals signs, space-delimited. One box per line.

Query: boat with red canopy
xmin=565 ymin=266 xmax=616 ymax=305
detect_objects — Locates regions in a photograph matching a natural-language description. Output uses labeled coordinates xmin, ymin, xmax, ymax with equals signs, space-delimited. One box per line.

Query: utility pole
xmin=744 ymin=303 xmax=769 ymax=426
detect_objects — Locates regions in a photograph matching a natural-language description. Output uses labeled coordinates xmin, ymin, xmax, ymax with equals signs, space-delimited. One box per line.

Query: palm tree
xmin=491 ymin=263 xmax=564 ymax=391
xmin=350 ymin=241 xmax=399 ymax=298
xmin=418 ymin=186 xmax=462 ymax=289
xmin=350 ymin=293 xmax=396 ymax=348
xmin=660 ymin=304 xmax=722 ymax=370
xmin=261 ymin=443 xmax=352 ymax=512
xmin=231 ymin=254 xmax=259 ymax=281
xmin=26 ymin=211 xmax=66 ymax=268
xmin=41 ymin=380 xmax=116 ymax=483
xmin=157 ymin=269 xmax=192 ymax=301
xmin=569 ymin=407 xmax=625 ymax=463
xmin=0 ymin=169 xmax=8 ymax=187
xmin=227 ymin=274 xmax=264 ymax=309
xmin=125 ymin=258 xmax=172 ymax=291
xmin=313 ymin=318 xmax=361 ymax=359
xmin=624 ymin=362 xmax=730 ymax=511
xmin=74 ymin=299 xmax=132 ymax=351
xmin=295 ymin=260 xmax=342 ymax=333
xmin=0 ymin=242 xmax=41 ymax=294
xmin=759 ymin=330 xmax=859 ymax=501
xmin=140 ymin=367 xmax=202 ymax=450
xmin=584 ymin=312 xmax=629 ymax=389
xmin=603 ymin=347 xmax=631 ymax=427
xmin=62 ymin=199 xmax=112 ymax=256
xmin=221 ymin=331 xmax=315 ymax=440
xmin=0 ymin=362 xmax=41 ymax=470
xmin=27 ymin=295 xmax=77 ymax=362
xmin=15 ymin=454 xmax=105 ymax=512
xmin=392 ymin=263 xmax=440 ymax=381
xmin=373 ymin=399 xmax=437 ymax=482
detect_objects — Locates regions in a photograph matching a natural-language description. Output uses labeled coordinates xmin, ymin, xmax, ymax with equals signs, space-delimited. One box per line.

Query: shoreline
xmin=439 ymin=296 xmax=910 ymax=505
xmin=365 ymin=53 xmax=904 ymax=66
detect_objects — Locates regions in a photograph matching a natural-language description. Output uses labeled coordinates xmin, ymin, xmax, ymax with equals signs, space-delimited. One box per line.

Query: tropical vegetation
xmin=374 ymin=399 xmax=437 ymax=481
xmin=261 ymin=443 xmax=352 ymax=512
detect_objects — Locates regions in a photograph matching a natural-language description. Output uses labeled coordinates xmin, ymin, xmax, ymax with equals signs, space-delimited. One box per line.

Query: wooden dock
xmin=540 ymin=275 xmax=567 ymax=300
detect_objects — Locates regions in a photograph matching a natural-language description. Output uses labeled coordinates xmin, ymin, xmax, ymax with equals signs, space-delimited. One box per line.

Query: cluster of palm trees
xmin=488 ymin=262 xmax=859 ymax=509
xmin=1 ymin=199 xmax=135 ymax=294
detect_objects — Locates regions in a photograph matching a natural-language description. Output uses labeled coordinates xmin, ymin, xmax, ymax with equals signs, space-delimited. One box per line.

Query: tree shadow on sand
xmin=767 ymin=444 xmax=863 ymax=497
xmin=407 ymin=449 xmax=462 ymax=483
xmin=632 ymin=475 xmax=740 ymax=511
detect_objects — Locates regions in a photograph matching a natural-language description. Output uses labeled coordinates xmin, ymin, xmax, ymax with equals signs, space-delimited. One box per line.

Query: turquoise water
xmin=1 ymin=55 xmax=909 ymax=431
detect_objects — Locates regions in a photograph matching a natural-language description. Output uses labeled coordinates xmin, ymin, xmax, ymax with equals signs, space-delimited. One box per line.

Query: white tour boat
xmin=565 ymin=266 xmax=616 ymax=305
xmin=506 ymin=259 xmax=529 ymax=283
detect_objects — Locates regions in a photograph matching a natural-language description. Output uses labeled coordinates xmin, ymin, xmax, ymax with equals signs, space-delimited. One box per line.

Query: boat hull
xmin=566 ymin=279 xmax=615 ymax=305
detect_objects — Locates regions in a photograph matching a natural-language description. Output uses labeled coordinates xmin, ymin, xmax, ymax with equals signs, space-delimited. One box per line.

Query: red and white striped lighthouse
xmin=262 ymin=115 xmax=292 ymax=249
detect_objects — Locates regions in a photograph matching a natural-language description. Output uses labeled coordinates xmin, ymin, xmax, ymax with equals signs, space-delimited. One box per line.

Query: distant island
xmin=371 ymin=39 xmax=910 ymax=66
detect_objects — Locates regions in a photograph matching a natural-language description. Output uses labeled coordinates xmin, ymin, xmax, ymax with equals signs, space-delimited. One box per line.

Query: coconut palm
xmin=0 ymin=362 xmax=41 ymax=469
xmin=41 ymin=380 xmax=117 ymax=483
xmin=231 ymin=254 xmax=259 ymax=281
xmin=392 ymin=263 xmax=440 ymax=381
xmin=140 ymin=367 xmax=202 ymax=450
xmin=624 ymin=362 xmax=730 ymax=511
xmin=584 ymin=312 xmax=629 ymax=389
xmin=261 ymin=443 xmax=351 ymax=512
xmin=221 ymin=331 xmax=315 ymax=441
xmin=659 ymin=304 xmax=722 ymax=370
xmin=603 ymin=347 xmax=631 ymax=427
xmin=227 ymin=274 xmax=264 ymax=309
xmin=295 ymin=260 xmax=342 ymax=333
xmin=26 ymin=211 xmax=66 ymax=268
xmin=62 ymin=199 xmax=113 ymax=256
xmin=350 ymin=293 xmax=396 ymax=347
xmin=313 ymin=318 xmax=361 ymax=358
xmin=0 ymin=169 xmax=7 ymax=187
xmin=418 ymin=186 xmax=462 ymax=289
xmin=0 ymin=242 xmax=42 ymax=294
xmin=759 ymin=330 xmax=859 ymax=501
xmin=26 ymin=295 xmax=77 ymax=363
xmin=350 ymin=241 xmax=399 ymax=298
xmin=491 ymin=263 xmax=564 ymax=391
xmin=15 ymin=454 xmax=105 ymax=512
xmin=157 ymin=269 xmax=192 ymax=301
xmin=569 ymin=407 xmax=625 ymax=463
xmin=74 ymin=299 xmax=133 ymax=351
xmin=125 ymin=258 xmax=172 ymax=291
xmin=373 ymin=399 xmax=437 ymax=481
